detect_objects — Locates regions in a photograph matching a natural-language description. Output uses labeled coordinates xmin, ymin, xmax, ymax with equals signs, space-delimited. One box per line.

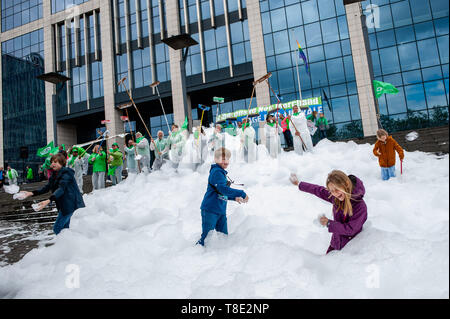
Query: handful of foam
xmin=13 ymin=192 xmax=28 ymax=200
xmin=4 ymin=184 xmax=19 ymax=194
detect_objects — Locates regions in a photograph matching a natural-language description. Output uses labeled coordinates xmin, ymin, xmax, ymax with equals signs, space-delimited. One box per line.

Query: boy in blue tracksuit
xmin=197 ymin=147 xmax=249 ymax=246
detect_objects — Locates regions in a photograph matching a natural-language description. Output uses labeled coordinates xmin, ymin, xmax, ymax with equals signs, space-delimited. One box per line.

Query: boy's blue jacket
xmin=200 ymin=164 xmax=246 ymax=215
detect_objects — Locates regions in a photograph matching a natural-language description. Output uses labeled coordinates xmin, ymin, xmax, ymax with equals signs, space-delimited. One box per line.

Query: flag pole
xmin=291 ymin=29 xmax=303 ymax=106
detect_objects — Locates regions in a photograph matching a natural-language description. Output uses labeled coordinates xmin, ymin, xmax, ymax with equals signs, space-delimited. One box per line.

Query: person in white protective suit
xmin=168 ymin=124 xmax=187 ymax=167
xmin=208 ymin=124 xmax=225 ymax=153
xmin=264 ymin=114 xmax=283 ymax=158
xmin=150 ymin=130 xmax=170 ymax=171
xmin=240 ymin=118 xmax=257 ymax=163
xmin=133 ymin=132 xmax=151 ymax=172
xmin=192 ymin=126 xmax=209 ymax=168
xmin=67 ymin=148 xmax=85 ymax=193
xmin=288 ymin=105 xmax=314 ymax=155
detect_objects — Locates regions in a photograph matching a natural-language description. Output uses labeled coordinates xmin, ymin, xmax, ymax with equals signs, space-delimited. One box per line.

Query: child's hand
xmin=289 ymin=173 xmax=299 ymax=186
xmin=320 ymin=216 xmax=329 ymax=226
xmin=236 ymin=197 xmax=248 ymax=204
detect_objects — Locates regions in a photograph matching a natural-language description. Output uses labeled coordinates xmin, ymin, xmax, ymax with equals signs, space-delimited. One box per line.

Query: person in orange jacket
xmin=373 ymin=129 xmax=404 ymax=180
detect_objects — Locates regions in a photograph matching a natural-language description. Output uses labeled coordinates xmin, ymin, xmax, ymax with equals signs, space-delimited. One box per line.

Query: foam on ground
xmin=0 ymin=137 xmax=448 ymax=298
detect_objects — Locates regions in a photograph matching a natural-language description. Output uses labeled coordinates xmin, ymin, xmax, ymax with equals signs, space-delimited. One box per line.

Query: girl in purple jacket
xmin=290 ymin=170 xmax=367 ymax=254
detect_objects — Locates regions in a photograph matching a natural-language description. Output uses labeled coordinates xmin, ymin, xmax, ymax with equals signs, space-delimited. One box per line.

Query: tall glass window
xmin=260 ymin=0 xmax=362 ymax=139
xmin=2 ymin=29 xmax=46 ymax=171
xmin=51 ymin=0 xmax=90 ymax=14
xmin=1 ymin=0 xmax=43 ymax=32
xmin=362 ymin=0 xmax=449 ymax=132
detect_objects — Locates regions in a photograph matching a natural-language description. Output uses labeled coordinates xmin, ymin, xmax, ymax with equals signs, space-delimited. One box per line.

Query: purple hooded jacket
xmin=298 ymin=175 xmax=367 ymax=252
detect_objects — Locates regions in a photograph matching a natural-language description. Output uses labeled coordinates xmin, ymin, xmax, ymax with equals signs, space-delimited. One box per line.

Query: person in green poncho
xmin=26 ymin=166 xmax=34 ymax=183
xmin=107 ymin=142 xmax=123 ymax=185
xmin=133 ymin=132 xmax=151 ymax=172
xmin=306 ymin=111 xmax=319 ymax=145
xmin=89 ymin=145 xmax=107 ymax=190
xmin=223 ymin=122 xmax=237 ymax=137
xmin=316 ymin=113 xmax=329 ymax=141
xmin=41 ymin=156 xmax=52 ymax=180
xmin=6 ymin=166 xmax=18 ymax=185
xmin=150 ymin=130 xmax=170 ymax=171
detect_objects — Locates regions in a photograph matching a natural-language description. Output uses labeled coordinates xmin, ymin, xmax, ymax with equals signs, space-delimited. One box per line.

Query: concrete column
xmin=136 ymin=0 xmax=143 ymax=48
xmin=146 ymin=0 xmax=156 ymax=94
xmin=100 ymin=0 xmax=125 ymax=148
xmin=64 ymin=19 xmax=72 ymax=113
xmin=124 ymin=0 xmax=134 ymax=90
xmin=167 ymin=0 xmax=192 ymax=129
xmin=183 ymin=0 xmax=189 ymax=34
xmin=75 ymin=15 xmax=81 ymax=66
xmin=94 ymin=10 xmax=101 ymax=61
xmin=55 ymin=24 xmax=62 ymax=72
xmin=158 ymin=0 xmax=165 ymax=40
xmin=113 ymin=0 xmax=121 ymax=54
xmin=246 ymin=0 xmax=271 ymax=108
xmin=209 ymin=0 xmax=215 ymax=28
xmin=43 ymin=0 xmax=58 ymax=144
xmin=223 ymin=0 xmax=234 ymax=77
xmin=345 ymin=2 xmax=379 ymax=137
xmin=84 ymin=14 xmax=91 ymax=109
xmin=196 ymin=0 xmax=206 ymax=83
xmin=57 ymin=122 xmax=78 ymax=147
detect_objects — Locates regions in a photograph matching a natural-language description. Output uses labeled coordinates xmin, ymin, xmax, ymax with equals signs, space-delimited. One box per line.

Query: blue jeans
xmin=197 ymin=210 xmax=228 ymax=246
xmin=53 ymin=211 xmax=74 ymax=235
xmin=319 ymin=130 xmax=327 ymax=140
xmin=381 ymin=166 xmax=396 ymax=180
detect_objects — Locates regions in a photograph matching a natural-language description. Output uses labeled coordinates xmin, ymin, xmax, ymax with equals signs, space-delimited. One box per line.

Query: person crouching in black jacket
xmin=22 ymin=153 xmax=85 ymax=235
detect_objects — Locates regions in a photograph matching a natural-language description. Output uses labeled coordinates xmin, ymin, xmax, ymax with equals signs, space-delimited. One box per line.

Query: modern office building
xmin=1 ymin=0 xmax=448 ymax=170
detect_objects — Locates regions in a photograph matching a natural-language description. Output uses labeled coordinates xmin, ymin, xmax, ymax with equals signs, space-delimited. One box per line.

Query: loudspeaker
xmin=20 ymin=146 xmax=28 ymax=159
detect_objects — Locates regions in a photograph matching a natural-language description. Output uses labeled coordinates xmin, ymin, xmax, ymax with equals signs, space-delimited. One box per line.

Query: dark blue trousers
xmin=197 ymin=210 xmax=228 ymax=246
xmin=53 ymin=211 xmax=74 ymax=235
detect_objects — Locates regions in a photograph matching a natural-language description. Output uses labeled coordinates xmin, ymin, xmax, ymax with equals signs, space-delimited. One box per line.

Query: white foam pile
xmin=0 ymin=134 xmax=448 ymax=298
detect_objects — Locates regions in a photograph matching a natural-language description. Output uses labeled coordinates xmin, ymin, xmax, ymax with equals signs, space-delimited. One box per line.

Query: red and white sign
xmin=120 ymin=116 xmax=129 ymax=121
xmin=101 ymin=120 xmax=111 ymax=124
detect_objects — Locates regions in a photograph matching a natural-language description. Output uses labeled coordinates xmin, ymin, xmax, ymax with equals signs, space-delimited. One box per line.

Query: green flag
xmin=373 ymin=80 xmax=399 ymax=99
xmin=181 ymin=117 xmax=188 ymax=131
xmin=36 ymin=141 xmax=54 ymax=157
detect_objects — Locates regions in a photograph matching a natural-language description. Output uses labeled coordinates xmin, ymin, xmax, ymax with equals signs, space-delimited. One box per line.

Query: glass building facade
xmin=259 ymin=0 xmax=448 ymax=139
xmin=51 ymin=0 xmax=91 ymax=14
xmin=1 ymin=29 xmax=46 ymax=173
xmin=363 ymin=0 xmax=449 ymax=133
xmin=55 ymin=10 xmax=104 ymax=117
xmin=1 ymin=0 xmax=43 ymax=32
xmin=0 ymin=0 xmax=448 ymax=168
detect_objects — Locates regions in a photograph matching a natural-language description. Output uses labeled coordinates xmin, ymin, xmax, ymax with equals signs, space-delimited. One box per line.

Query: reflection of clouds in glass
xmin=405 ymin=84 xmax=427 ymax=111
xmin=424 ymin=80 xmax=447 ymax=108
